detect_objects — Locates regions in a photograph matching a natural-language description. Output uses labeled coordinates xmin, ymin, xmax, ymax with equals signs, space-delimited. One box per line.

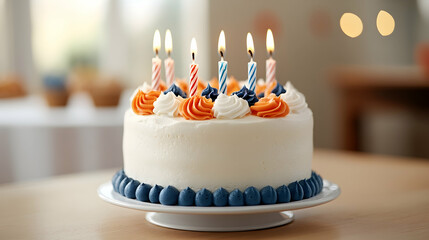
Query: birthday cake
xmin=112 ymin=29 xmax=323 ymax=206
xmin=112 ymin=79 xmax=324 ymax=207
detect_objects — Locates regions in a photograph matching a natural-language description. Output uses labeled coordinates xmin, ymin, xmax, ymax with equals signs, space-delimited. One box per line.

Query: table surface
xmin=330 ymin=65 xmax=429 ymax=89
xmin=1 ymin=149 xmax=429 ymax=240
xmin=0 ymin=92 xmax=132 ymax=127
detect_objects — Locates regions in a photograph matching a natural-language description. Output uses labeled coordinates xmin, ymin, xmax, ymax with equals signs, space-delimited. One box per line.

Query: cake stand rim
xmin=97 ymin=180 xmax=341 ymax=215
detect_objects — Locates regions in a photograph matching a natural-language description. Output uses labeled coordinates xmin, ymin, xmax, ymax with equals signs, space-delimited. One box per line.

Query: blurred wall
xmin=118 ymin=0 xmax=210 ymax=87
xmin=208 ymin=0 xmax=421 ymax=151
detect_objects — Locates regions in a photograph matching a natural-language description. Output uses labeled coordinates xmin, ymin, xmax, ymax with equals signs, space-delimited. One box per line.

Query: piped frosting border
xmin=112 ymin=170 xmax=324 ymax=207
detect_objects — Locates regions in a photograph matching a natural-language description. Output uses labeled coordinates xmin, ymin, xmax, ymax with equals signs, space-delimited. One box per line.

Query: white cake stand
xmin=98 ymin=180 xmax=340 ymax=232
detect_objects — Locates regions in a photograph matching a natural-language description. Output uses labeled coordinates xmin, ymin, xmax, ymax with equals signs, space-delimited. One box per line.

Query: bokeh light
xmin=377 ymin=10 xmax=395 ymax=36
xmin=340 ymin=13 xmax=363 ymax=38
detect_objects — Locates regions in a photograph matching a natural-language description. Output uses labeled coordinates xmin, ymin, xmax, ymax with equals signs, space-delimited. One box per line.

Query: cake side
xmin=123 ymin=109 xmax=313 ymax=192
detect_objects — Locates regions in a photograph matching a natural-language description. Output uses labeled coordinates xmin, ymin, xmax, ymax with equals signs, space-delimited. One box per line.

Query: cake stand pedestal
xmin=98 ymin=180 xmax=340 ymax=232
xmin=145 ymin=211 xmax=294 ymax=231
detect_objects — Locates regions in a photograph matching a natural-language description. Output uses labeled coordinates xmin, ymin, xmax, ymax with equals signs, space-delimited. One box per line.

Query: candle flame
xmin=218 ymin=30 xmax=226 ymax=56
xmin=165 ymin=29 xmax=173 ymax=54
xmin=153 ymin=30 xmax=161 ymax=53
xmin=266 ymin=29 xmax=274 ymax=54
xmin=190 ymin=38 xmax=197 ymax=58
xmin=247 ymin=33 xmax=254 ymax=57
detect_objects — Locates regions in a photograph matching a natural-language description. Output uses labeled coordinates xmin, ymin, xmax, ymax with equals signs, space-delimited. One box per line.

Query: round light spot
xmin=340 ymin=13 xmax=363 ymax=38
xmin=377 ymin=10 xmax=395 ymax=36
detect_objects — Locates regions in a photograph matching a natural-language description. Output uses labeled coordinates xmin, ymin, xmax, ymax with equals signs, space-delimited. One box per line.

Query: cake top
xmin=129 ymin=79 xmax=309 ymax=120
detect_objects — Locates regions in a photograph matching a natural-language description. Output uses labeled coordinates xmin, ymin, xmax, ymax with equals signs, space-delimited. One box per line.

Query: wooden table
xmin=1 ymin=149 xmax=429 ymax=239
xmin=330 ymin=66 xmax=429 ymax=151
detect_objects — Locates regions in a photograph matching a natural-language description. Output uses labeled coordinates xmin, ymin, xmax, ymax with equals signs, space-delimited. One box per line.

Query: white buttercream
xmin=280 ymin=88 xmax=308 ymax=114
xmin=123 ymin=109 xmax=313 ymax=192
xmin=129 ymin=82 xmax=152 ymax=103
xmin=213 ymin=94 xmax=250 ymax=119
xmin=153 ymin=92 xmax=183 ymax=117
xmin=284 ymin=81 xmax=296 ymax=92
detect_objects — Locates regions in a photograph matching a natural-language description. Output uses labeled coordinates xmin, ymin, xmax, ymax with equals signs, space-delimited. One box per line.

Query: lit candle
xmin=164 ymin=29 xmax=175 ymax=87
xmin=266 ymin=29 xmax=276 ymax=86
xmin=152 ymin=30 xmax=161 ymax=91
xmin=189 ymin=38 xmax=199 ymax=97
xmin=247 ymin=33 xmax=257 ymax=92
xmin=218 ymin=30 xmax=227 ymax=94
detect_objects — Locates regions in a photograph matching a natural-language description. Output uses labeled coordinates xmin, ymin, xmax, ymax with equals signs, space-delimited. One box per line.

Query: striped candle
xmin=218 ymin=30 xmax=227 ymax=94
xmin=265 ymin=29 xmax=276 ymax=86
xmin=266 ymin=58 xmax=276 ymax=86
xmin=164 ymin=29 xmax=175 ymax=86
xmin=152 ymin=57 xmax=161 ymax=91
xmin=152 ymin=30 xmax=161 ymax=91
xmin=246 ymin=33 xmax=257 ymax=92
xmin=190 ymin=63 xmax=199 ymax=97
xmin=164 ymin=58 xmax=175 ymax=86
xmin=248 ymin=61 xmax=257 ymax=92
xmin=189 ymin=38 xmax=198 ymax=97
xmin=218 ymin=61 xmax=227 ymax=94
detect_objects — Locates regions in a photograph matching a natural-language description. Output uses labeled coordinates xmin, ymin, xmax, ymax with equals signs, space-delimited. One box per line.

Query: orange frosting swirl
xmin=264 ymin=80 xmax=277 ymax=97
xmin=179 ymin=95 xmax=214 ymax=120
xmin=160 ymin=80 xmax=168 ymax=91
xmin=227 ymin=76 xmax=241 ymax=95
xmin=209 ymin=77 xmax=219 ymax=89
xmin=176 ymin=79 xmax=189 ymax=95
xmin=196 ymin=78 xmax=208 ymax=96
xmin=132 ymin=90 xmax=161 ymax=115
xmin=255 ymin=82 xmax=266 ymax=96
xmin=250 ymin=94 xmax=290 ymax=118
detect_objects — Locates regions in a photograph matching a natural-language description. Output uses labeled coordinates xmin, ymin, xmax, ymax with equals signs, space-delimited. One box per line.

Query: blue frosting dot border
xmin=112 ymin=170 xmax=324 ymax=207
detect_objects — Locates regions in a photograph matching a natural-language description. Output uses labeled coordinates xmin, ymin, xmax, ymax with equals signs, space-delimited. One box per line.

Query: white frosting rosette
xmin=284 ymin=81 xmax=296 ymax=92
xmin=153 ymin=92 xmax=183 ymax=117
xmin=213 ymin=94 xmax=250 ymax=119
xmin=280 ymin=88 xmax=308 ymax=114
xmin=129 ymin=82 xmax=152 ymax=103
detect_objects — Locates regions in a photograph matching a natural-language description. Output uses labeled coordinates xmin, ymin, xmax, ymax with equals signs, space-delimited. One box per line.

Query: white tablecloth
xmin=0 ymin=91 xmax=132 ymax=183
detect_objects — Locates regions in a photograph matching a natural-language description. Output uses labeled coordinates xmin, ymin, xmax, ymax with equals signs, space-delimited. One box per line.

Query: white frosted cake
xmin=112 ymin=80 xmax=324 ymax=206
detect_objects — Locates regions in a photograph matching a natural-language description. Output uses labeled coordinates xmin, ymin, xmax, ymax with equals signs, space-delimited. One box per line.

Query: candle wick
xmin=156 ymin=49 xmax=159 ymax=56
xmin=220 ymin=51 xmax=224 ymax=58
xmin=248 ymin=50 xmax=253 ymax=59
xmin=168 ymin=51 xmax=171 ymax=58
xmin=269 ymin=51 xmax=273 ymax=57
xmin=192 ymin=52 xmax=195 ymax=61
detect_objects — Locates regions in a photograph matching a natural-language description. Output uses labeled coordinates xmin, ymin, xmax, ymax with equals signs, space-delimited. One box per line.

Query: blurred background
xmin=1 ymin=0 xmax=429 ymax=183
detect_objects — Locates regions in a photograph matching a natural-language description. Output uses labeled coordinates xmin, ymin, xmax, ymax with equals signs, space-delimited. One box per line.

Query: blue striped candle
xmin=218 ymin=61 xmax=228 ymax=94
xmin=248 ymin=61 xmax=257 ymax=92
